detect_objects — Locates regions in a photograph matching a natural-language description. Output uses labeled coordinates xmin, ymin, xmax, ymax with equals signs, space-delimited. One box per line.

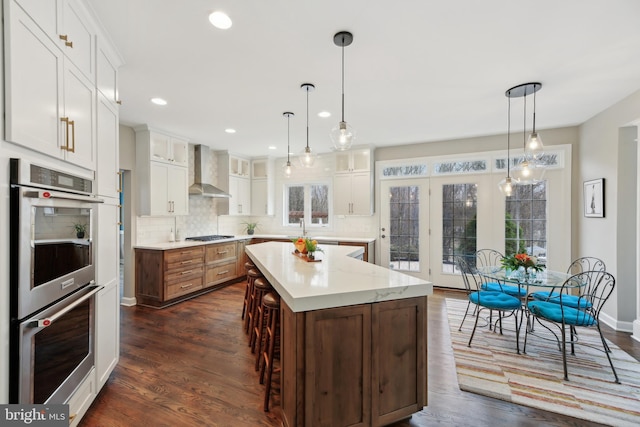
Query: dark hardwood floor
xmin=80 ymin=283 xmax=639 ymax=427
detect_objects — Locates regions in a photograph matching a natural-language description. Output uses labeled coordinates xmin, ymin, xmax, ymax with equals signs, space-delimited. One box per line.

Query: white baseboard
xmin=120 ymin=296 xmax=137 ymax=306
xmin=599 ymin=311 xmax=634 ymax=333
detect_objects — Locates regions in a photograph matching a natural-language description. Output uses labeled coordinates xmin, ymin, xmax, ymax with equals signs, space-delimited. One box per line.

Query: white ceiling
xmin=86 ymin=0 xmax=640 ymax=158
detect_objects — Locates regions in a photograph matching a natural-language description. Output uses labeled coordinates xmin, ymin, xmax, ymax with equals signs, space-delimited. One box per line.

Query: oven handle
xmin=17 ymin=186 xmax=104 ymax=204
xmin=32 ymin=284 xmax=103 ymax=328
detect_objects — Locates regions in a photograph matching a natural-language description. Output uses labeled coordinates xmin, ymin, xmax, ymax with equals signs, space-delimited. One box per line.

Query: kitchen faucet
xmin=299 ymin=218 xmax=307 ymax=236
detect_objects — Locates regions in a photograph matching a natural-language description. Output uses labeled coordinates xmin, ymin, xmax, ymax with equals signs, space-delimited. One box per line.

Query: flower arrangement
xmin=501 ymin=253 xmax=545 ymax=272
xmin=292 ymin=237 xmax=322 ymax=256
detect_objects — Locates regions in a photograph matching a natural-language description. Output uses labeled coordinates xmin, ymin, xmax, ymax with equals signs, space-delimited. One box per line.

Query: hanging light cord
xmin=306 ymin=87 xmax=310 ymax=149
xmin=341 ymin=35 xmax=345 ymax=122
xmin=523 ymin=90 xmax=527 ymax=149
xmin=507 ymin=93 xmax=511 ymax=176
xmin=532 ymin=89 xmax=537 ymax=133
xmin=287 ymin=114 xmax=291 ymax=162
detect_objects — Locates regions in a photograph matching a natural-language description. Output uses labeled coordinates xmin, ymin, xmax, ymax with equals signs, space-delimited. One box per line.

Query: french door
xmin=379 ymin=179 xmax=430 ymax=281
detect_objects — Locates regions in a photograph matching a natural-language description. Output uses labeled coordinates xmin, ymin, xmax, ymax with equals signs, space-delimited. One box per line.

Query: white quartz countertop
xmin=134 ymin=234 xmax=375 ymax=250
xmin=246 ymin=241 xmax=432 ymax=312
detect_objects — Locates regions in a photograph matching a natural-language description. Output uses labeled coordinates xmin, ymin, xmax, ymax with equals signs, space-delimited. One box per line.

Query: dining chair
xmin=475 ymin=249 xmax=526 ymax=298
xmin=455 ymin=255 xmax=523 ymax=353
xmin=530 ymin=256 xmax=606 ymax=309
xmin=524 ymin=270 xmax=619 ymax=383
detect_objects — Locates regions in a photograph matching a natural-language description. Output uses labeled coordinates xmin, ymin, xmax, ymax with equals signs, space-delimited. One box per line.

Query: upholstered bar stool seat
xmin=249 ymin=277 xmax=272 ymax=352
xmin=244 ymin=268 xmax=264 ymax=335
xmin=259 ymin=292 xmax=281 ymax=412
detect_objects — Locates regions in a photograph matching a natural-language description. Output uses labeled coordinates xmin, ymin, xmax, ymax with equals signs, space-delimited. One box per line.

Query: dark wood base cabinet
xmin=281 ymin=296 xmax=427 ymax=427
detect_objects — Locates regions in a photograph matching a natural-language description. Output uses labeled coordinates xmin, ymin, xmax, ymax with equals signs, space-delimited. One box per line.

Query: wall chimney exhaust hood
xmin=189 ymin=145 xmax=231 ymax=198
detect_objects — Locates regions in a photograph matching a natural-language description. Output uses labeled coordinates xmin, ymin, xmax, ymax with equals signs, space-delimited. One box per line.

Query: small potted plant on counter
xmin=73 ymin=223 xmax=87 ymax=239
xmin=243 ymin=221 xmax=259 ymax=235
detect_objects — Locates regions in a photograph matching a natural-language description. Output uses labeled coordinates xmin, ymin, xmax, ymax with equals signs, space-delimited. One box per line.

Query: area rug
xmin=445 ymin=298 xmax=640 ymax=427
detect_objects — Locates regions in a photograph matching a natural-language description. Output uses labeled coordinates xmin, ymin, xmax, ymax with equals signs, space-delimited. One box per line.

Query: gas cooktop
xmin=185 ymin=235 xmax=235 ymax=242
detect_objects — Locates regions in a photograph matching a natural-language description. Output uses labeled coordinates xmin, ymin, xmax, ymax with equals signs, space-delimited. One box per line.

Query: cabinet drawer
xmin=166 ymin=276 xmax=203 ymax=299
xmin=206 ymin=242 xmax=237 ymax=263
xmin=165 ymin=266 xmax=204 ymax=284
xmin=165 ymin=247 xmax=204 ymax=269
xmin=206 ymin=262 xmax=237 ymax=286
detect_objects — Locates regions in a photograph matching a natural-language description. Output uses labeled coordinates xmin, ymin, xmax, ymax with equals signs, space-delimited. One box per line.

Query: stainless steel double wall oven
xmin=9 ymin=159 xmax=104 ymax=404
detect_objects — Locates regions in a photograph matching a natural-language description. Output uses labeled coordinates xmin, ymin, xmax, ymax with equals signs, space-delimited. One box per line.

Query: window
xmin=442 ymin=183 xmax=477 ymax=273
xmin=505 ymin=182 xmax=547 ymax=262
xmin=389 ymin=185 xmax=421 ymax=271
xmin=285 ymin=183 xmax=330 ymax=227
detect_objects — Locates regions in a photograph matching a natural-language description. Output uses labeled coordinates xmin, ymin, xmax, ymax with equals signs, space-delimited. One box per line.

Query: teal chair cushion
xmin=481 ymin=282 xmax=527 ymax=298
xmin=470 ymin=291 xmax=521 ymax=310
xmin=527 ymin=301 xmax=596 ymax=326
xmin=530 ymin=291 xmax=592 ymax=309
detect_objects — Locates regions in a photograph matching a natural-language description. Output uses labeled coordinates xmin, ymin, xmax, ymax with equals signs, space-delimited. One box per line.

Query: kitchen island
xmin=246 ymin=242 xmax=433 ymax=427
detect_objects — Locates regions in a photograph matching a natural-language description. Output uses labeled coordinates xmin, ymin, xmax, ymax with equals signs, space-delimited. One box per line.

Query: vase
xmin=76 ymin=231 xmax=85 ymax=239
xmin=248 ymin=229 xmax=254 ymax=235
xmin=308 ymin=252 xmax=315 ymax=260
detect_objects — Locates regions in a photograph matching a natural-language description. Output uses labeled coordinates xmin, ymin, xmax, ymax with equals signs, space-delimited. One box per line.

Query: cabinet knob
xmin=116 ymin=100 xmax=122 ymax=105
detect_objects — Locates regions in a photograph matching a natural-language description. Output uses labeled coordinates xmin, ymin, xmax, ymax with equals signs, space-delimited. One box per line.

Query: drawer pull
xmin=180 ymin=260 xmax=193 ymax=265
xmin=181 ymin=270 xmax=193 ymax=275
xmin=217 ymin=270 xmax=229 ymax=275
xmin=217 ymin=250 xmax=229 ymax=254
xmin=180 ymin=283 xmax=194 ymax=289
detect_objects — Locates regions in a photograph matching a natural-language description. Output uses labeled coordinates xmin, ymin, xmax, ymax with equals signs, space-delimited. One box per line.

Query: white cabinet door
xmin=150 ymin=132 xmax=188 ymax=167
xmin=237 ymin=177 xmax=251 ymax=215
xmin=251 ymin=179 xmax=268 ymax=215
xmin=13 ymin=0 xmax=60 ymax=38
xmin=96 ymin=36 xmax=120 ymax=105
xmin=333 ymin=174 xmax=353 ymax=215
xmin=63 ymin=62 xmax=96 ymax=170
xmin=333 ymin=173 xmax=372 ymax=215
xmin=5 ymin=3 xmax=63 ymax=158
xmin=96 ymin=94 xmax=119 ymax=198
xmin=150 ymin=162 xmax=170 ymax=214
xmin=168 ymin=165 xmax=189 ymax=215
xmin=60 ymin=0 xmax=94 ymax=81
xmin=351 ymin=173 xmax=372 ymax=215
xmin=95 ymin=200 xmax=119 ymax=389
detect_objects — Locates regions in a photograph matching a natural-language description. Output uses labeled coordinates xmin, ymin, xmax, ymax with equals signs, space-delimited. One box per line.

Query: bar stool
xmin=244 ymin=268 xmax=263 ymax=335
xmin=259 ymin=292 xmax=280 ymax=412
xmin=241 ymin=261 xmax=256 ymax=320
xmin=249 ymin=277 xmax=272 ymax=352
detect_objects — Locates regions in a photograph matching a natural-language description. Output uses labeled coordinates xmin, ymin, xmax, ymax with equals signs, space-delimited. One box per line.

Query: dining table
xmin=475 ymin=266 xmax=588 ymax=346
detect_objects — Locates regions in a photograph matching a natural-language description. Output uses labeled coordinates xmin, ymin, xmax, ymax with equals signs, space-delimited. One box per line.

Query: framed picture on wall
xmin=584 ymin=178 xmax=605 ymax=218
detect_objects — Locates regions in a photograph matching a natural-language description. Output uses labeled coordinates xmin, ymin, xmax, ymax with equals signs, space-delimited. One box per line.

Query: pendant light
xmin=283 ymin=112 xmax=294 ymax=178
xmin=526 ymin=85 xmax=544 ymax=160
xmin=299 ymin=83 xmax=317 ymax=168
xmin=330 ymin=31 xmax=356 ymax=151
xmin=498 ymin=90 xmax=516 ymax=196
xmin=510 ymin=82 xmax=545 ymax=183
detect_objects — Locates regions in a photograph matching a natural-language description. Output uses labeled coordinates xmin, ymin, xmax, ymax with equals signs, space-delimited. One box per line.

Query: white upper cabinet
xmin=251 ymin=158 xmax=274 ymax=215
xmin=217 ymin=151 xmax=251 ymax=216
xmin=136 ymin=126 xmax=190 ymax=216
xmin=5 ymin=0 xmax=99 ymax=171
xmin=335 ymin=148 xmax=371 ymax=173
xmin=13 ymin=0 xmax=95 ymax=80
xmin=149 ymin=132 xmax=189 ymax=167
xmin=333 ymin=147 xmax=374 ymax=215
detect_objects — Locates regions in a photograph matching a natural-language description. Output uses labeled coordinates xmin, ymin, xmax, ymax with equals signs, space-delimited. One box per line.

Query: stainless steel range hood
xmin=189 ymin=145 xmax=231 ymax=198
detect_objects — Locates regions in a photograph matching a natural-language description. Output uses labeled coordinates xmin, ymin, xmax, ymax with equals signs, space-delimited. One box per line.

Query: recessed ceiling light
xmin=150 ymin=97 xmax=167 ymax=106
xmin=318 ymin=111 xmax=331 ymax=118
xmin=268 ymin=146 xmax=277 ymax=150
xmin=209 ymin=11 xmax=232 ymax=29
xmin=225 ymin=128 xmax=236 ymax=134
